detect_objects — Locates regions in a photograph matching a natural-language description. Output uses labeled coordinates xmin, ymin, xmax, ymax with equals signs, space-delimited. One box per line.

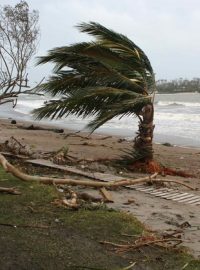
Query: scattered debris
xmin=3 ymin=136 xmax=32 ymax=156
xmin=100 ymin=232 xmax=183 ymax=253
xmin=51 ymin=146 xmax=71 ymax=165
xmin=0 ymin=154 xmax=196 ymax=191
xmin=62 ymin=189 xmax=79 ymax=209
xmin=53 ymin=186 xmax=103 ymax=209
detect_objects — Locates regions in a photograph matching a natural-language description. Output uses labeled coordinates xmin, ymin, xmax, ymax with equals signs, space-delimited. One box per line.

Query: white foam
xmin=156 ymin=101 xmax=200 ymax=107
xmin=14 ymin=100 xmax=46 ymax=114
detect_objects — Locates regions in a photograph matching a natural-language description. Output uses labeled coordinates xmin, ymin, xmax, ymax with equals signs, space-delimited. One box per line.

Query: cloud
xmin=1 ymin=0 xmax=200 ymax=81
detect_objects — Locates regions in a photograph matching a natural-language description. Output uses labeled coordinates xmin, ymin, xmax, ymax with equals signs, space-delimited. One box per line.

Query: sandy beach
xmin=0 ymin=118 xmax=200 ymax=258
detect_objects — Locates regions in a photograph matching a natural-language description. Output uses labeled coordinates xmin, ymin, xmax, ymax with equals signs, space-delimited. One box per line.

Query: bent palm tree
xmin=34 ymin=22 xmax=156 ymax=162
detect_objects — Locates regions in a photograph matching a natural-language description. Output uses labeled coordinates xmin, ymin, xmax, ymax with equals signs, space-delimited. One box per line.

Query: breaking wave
xmin=156 ymin=101 xmax=200 ymax=107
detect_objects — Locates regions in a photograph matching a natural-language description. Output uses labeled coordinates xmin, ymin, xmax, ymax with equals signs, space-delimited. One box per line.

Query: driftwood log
xmin=0 ymin=154 xmax=195 ymax=190
xmin=18 ymin=124 xmax=64 ymax=133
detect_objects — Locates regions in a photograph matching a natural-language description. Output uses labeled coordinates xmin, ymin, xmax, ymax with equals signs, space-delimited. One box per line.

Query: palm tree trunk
xmin=134 ymin=103 xmax=154 ymax=162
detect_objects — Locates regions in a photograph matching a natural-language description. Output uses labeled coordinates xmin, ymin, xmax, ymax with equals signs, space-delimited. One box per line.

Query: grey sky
xmin=1 ymin=0 xmax=200 ymax=83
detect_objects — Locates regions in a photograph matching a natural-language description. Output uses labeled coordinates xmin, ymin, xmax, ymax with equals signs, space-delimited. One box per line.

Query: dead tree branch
xmin=0 ymin=154 xmax=195 ymax=190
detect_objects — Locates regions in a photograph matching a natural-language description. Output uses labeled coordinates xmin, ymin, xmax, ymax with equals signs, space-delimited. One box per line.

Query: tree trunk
xmin=134 ymin=103 xmax=154 ymax=162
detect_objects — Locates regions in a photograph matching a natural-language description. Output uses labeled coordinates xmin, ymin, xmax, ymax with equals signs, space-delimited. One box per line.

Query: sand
xmin=0 ymin=118 xmax=200 ymax=258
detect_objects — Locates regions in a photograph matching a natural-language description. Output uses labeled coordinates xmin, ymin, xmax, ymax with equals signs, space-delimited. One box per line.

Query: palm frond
xmin=34 ymin=21 xmax=155 ymax=135
xmin=37 ymin=53 xmax=145 ymax=95
xmin=86 ymin=96 xmax=151 ymax=132
xmin=34 ymin=88 xmax=150 ymax=134
xmin=77 ymin=22 xmax=153 ymax=74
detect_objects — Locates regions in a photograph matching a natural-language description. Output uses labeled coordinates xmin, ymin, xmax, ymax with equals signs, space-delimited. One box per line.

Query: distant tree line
xmin=156 ymin=78 xmax=200 ymax=93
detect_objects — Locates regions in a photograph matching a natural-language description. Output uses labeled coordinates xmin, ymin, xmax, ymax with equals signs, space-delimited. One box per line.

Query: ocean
xmin=1 ymin=92 xmax=200 ymax=148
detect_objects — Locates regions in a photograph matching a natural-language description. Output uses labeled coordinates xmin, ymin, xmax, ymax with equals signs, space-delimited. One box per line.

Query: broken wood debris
xmin=25 ymin=159 xmax=195 ymax=190
xmin=0 ymin=154 xmax=159 ymax=188
xmin=100 ymin=233 xmax=183 ymax=253
xmin=0 ymin=154 xmax=196 ymax=192
xmin=3 ymin=136 xmax=32 ymax=156
xmin=99 ymin=187 xmax=114 ymax=202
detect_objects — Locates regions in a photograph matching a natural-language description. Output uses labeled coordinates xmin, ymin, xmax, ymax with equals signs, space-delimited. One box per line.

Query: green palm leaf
xmin=34 ymin=21 xmax=155 ymax=136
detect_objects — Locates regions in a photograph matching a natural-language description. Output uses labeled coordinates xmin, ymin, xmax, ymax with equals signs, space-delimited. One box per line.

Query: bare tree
xmin=0 ymin=1 xmax=39 ymax=106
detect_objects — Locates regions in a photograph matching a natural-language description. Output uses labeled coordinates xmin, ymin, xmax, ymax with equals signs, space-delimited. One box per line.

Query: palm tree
xmin=34 ymin=22 xmax=156 ymax=163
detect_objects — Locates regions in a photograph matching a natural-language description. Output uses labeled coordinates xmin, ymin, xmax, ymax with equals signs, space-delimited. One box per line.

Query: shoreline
xmin=1 ymin=114 xmax=200 ymax=150
xmin=0 ymin=117 xmax=200 ymax=174
xmin=1 ymin=99 xmax=200 ymax=149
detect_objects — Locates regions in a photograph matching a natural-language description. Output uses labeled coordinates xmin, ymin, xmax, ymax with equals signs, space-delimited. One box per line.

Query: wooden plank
xmin=99 ymin=187 xmax=114 ymax=203
xmin=26 ymin=159 xmax=125 ymax=182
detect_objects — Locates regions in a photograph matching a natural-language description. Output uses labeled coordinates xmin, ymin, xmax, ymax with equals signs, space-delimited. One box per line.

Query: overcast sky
xmin=1 ymin=0 xmax=200 ymax=83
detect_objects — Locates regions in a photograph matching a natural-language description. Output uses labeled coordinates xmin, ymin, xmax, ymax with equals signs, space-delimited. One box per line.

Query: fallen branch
xmin=0 ymin=154 xmax=156 ymax=187
xmin=0 ymin=154 xmax=195 ymax=190
xmin=100 ymin=237 xmax=183 ymax=253
xmin=0 ymin=186 xmax=21 ymax=195
xmin=154 ymin=178 xmax=195 ymax=190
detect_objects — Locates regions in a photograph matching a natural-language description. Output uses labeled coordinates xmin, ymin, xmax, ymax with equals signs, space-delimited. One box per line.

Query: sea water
xmin=1 ymin=92 xmax=200 ymax=148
